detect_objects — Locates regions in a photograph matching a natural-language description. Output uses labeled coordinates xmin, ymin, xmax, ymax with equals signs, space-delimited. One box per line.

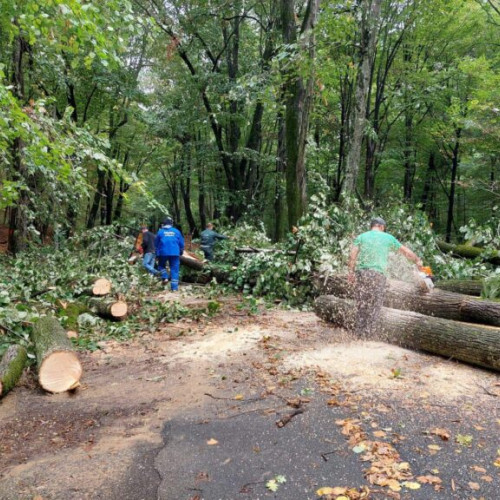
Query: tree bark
xmin=446 ymin=128 xmax=462 ymax=243
xmin=281 ymin=0 xmax=320 ymax=228
xmin=8 ymin=34 xmax=29 ymax=255
xmin=434 ymin=279 xmax=483 ymax=296
xmin=342 ymin=0 xmax=382 ymax=197
xmin=87 ymin=298 xmax=128 ymax=321
xmin=31 ymin=317 xmax=83 ymax=393
xmin=314 ymin=295 xmax=500 ymax=372
xmin=317 ymin=274 xmax=500 ymax=327
xmin=0 ymin=345 xmax=27 ymax=397
xmin=437 ymin=240 xmax=500 ymax=266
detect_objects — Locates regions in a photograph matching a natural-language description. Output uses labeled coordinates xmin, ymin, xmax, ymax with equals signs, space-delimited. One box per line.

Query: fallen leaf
xmin=373 ymin=430 xmax=386 ymax=438
xmin=468 ymin=482 xmax=480 ymax=491
xmin=430 ymin=428 xmax=450 ymax=441
xmin=402 ymin=481 xmax=421 ymax=490
xmin=206 ymin=438 xmax=218 ymax=445
xmin=456 ymin=434 xmax=473 ymax=447
xmin=417 ymin=475 xmax=442 ymax=485
xmin=428 ymin=444 xmax=441 ymax=451
xmin=473 ymin=425 xmax=485 ymax=431
xmin=493 ymin=457 xmax=500 ymax=467
xmin=316 ymin=486 xmax=346 ymax=496
xmin=471 ymin=466 xmax=486 ymax=473
xmin=352 ymin=444 xmax=367 ymax=454
xmin=234 ymin=394 xmax=244 ymax=400
xmin=387 ymin=479 xmax=402 ymax=492
xmin=266 ymin=479 xmax=279 ymax=492
xmin=481 ymin=475 xmax=493 ymax=482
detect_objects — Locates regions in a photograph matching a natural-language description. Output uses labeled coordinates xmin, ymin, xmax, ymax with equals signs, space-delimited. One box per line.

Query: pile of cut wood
xmin=0 ymin=277 xmax=127 ymax=398
xmin=314 ymin=274 xmax=500 ymax=372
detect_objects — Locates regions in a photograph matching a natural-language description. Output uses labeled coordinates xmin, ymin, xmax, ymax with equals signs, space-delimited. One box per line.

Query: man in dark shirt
xmin=140 ymin=225 xmax=158 ymax=276
xmin=200 ymin=222 xmax=228 ymax=261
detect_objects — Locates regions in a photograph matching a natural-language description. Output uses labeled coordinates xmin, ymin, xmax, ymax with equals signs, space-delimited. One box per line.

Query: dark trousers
xmin=355 ymin=270 xmax=387 ymax=338
xmin=201 ymin=245 xmax=214 ymax=261
xmin=157 ymin=255 xmax=180 ymax=290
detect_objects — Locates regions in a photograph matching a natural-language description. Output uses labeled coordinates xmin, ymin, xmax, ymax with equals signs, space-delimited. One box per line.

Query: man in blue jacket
xmin=155 ymin=217 xmax=184 ymax=291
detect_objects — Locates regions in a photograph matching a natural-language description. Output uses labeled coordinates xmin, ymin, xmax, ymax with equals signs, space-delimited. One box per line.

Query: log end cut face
xmin=92 ymin=278 xmax=112 ymax=296
xmin=110 ymin=301 xmax=128 ymax=319
xmin=39 ymin=351 xmax=83 ymax=393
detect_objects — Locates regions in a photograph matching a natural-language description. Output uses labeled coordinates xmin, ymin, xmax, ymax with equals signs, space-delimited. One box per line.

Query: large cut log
xmin=180 ymin=252 xmax=232 ymax=284
xmin=314 ymin=295 xmax=500 ymax=372
xmin=31 ymin=316 xmax=83 ymax=393
xmin=88 ymin=298 xmax=128 ymax=321
xmin=434 ymin=279 xmax=483 ymax=296
xmin=317 ymin=274 xmax=500 ymax=327
xmin=181 ymin=252 xmax=204 ymax=271
xmin=438 ymin=241 xmax=500 ymax=266
xmin=0 ymin=345 xmax=27 ymax=397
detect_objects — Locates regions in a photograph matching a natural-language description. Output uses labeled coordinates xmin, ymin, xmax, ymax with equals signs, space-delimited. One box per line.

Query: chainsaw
xmin=417 ymin=265 xmax=434 ymax=292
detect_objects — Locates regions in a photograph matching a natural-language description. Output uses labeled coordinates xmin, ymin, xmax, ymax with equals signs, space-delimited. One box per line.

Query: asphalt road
xmin=120 ymin=381 xmax=499 ymax=500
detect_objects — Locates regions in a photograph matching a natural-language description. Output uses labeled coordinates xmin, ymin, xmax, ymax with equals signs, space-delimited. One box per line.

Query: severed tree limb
xmin=276 ymin=407 xmax=305 ymax=428
xmin=0 ymin=345 xmax=27 ymax=397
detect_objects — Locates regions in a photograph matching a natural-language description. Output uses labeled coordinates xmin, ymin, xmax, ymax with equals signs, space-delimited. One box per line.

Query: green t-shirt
xmin=353 ymin=230 xmax=402 ymax=275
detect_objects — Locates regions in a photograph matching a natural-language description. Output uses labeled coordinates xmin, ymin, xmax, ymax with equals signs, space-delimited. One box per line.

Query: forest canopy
xmin=1 ymin=0 xmax=499 ymax=251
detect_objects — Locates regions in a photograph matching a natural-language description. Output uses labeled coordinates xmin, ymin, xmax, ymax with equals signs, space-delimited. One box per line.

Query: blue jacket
xmin=155 ymin=225 xmax=184 ymax=257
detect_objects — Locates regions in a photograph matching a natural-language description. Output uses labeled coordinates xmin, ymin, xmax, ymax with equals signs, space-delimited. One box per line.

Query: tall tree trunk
xmin=445 ymin=128 xmax=462 ymax=243
xmin=342 ymin=0 xmax=382 ymax=197
xmin=86 ymin=169 xmax=106 ymax=229
xmin=281 ymin=0 xmax=320 ymax=229
xmin=403 ymin=112 xmax=414 ymax=201
xmin=421 ymin=152 xmax=435 ymax=214
xmin=104 ymin=171 xmax=114 ymax=226
xmin=198 ymin=158 xmax=207 ymax=232
xmin=8 ymin=34 xmax=29 ymax=255
xmin=180 ymin=146 xmax=197 ymax=235
xmin=274 ymin=112 xmax=288 ymax=241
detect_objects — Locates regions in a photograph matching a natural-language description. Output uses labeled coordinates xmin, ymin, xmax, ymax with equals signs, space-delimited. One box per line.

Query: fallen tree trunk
xmin=0 ymin=345 xmax=27 ymax=397
xmin=314 ymin=295 xmax=500 ymax=372
xmin=438 ymin=241 xmax=500 ymax=266
xmin=181 ymin=252 xmax=204 ymax=271
xmin=434 ymin=279 xmax=483 ymax=296
xmin=180 ymin=252 xmax=232 ymax=284
xmin=88 ymin=298 xmax=128 ymax=321
xmin=31 ymin=316 xmax=83 ymax=393
xmin=317 ymin=274 xmax=500 ymax=327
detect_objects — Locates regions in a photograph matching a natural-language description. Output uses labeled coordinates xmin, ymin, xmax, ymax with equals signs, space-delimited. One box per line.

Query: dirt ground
xmin=0 ymin=288 xmax=499 ymax=500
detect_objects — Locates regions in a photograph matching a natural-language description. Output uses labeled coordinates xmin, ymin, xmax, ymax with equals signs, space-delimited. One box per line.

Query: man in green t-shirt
xmin=347 ymin=217 xmax=422 ymax=338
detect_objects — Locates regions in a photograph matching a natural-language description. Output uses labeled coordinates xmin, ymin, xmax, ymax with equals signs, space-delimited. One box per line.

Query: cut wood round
xmin=317 ymin=274 xmax=500 ymax=327
xmin=90 ymin=278 xmax=112 ymax=296
xmin=31 ymin=316 xmax=82 ymax=393
xmin=434 ymin=279 xmax=483 ymax=296
xmin=314 ymin=295 xmax=500 ymax=372
xmin=0 ymin=345 xmax=27 ymax=397
xmin=88 ymin=298 xmax=128 ymax=320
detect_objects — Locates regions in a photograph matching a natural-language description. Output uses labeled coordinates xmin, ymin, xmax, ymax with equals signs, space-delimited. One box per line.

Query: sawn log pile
xmin=314 ymin=274 xmax=500 ymax=372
